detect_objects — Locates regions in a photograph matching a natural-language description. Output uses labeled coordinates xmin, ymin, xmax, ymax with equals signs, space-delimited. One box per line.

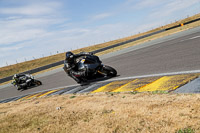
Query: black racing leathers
xmin=63 ymin=52 xmax=93 ymax=83
xmin=12 ymin=74 xmax=31 ymax=86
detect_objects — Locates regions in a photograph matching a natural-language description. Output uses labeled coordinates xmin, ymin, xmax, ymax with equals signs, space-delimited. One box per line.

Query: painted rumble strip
xmin=25 ymin=92 xmax=44 ymax=100
xmin=92 ymin=80 xmax=130 ymax=93
xmin=37 ymin=89 xmax=62 ymax=98
xmin=92 ymin=74 xmax=199 ymax=93
xmin=17 ymin=93 xmax=38 ymax=101
xmin=0 ymin=73 xmax=199 ymax=103
xmin=112 ymin=77 xmax=159 ymax=92
xmin=17 ymin=89 xmax=62 ymax=101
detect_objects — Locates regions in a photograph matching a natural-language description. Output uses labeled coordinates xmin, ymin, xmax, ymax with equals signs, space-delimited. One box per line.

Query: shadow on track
xmin=17 ymin=83 xmax=43 ymax=92
xmin=80 ymin=75 xmax=120 ymax=86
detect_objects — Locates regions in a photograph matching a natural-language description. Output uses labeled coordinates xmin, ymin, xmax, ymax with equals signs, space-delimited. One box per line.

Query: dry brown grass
xmin=1 ymin=13 xmax=200 ymax=79
xmin=0 ymin=92 xmax=200 ymax=133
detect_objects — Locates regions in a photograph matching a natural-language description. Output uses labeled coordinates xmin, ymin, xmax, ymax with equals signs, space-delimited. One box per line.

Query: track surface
xmin=1 ymin=27 xmax=200 ymax=100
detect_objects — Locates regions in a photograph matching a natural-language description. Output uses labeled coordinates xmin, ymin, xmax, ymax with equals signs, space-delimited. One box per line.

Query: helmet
xmin=65 ymin=51 xmax=74 ymax=63
xmin=13 ymin=74 xmax=19 ymax=79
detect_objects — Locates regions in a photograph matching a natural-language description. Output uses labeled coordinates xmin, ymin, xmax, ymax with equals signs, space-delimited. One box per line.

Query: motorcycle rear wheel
xmin=17 ymin=85 xmax=26 ymax=90
xmin=17 ymin=86 xmax=22 ymax=90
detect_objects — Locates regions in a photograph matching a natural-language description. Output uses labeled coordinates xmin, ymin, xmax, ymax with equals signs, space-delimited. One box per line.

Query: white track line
xmin=180 ymin=35 xmax=200 ymax=42
xmin=189 ymin=35 xmax=200 ymax=40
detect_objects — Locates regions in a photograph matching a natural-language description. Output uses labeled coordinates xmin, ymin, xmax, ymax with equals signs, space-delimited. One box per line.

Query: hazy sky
xmin=0 ymin=0 xmax=200 ymax=67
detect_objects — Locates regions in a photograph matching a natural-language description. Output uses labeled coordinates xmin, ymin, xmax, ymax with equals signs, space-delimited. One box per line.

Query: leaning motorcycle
xmin=75 ymin=55 xmax=117 ymax=83
xmin=12 ymin=74 xmax=42 ymax=90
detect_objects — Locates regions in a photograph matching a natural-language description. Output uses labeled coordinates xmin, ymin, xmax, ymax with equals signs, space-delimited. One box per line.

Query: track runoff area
xmin=1 ymin=26 xmax=200 ymax=103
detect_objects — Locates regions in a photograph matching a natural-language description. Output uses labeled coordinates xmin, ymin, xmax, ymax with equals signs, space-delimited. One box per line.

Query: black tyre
xmin=102 ymin=65 xmax=117 ymax=77
xmin=35 ymin=80 xmax=42 ymax=86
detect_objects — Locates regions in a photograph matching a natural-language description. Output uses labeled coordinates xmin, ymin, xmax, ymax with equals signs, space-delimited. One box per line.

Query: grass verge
xmin=1 ymin=93 xmax=200 ymax=133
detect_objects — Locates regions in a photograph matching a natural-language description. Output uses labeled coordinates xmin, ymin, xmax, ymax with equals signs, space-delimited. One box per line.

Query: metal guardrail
xmin=0 ymin=17 xmax=200 ymax=84
xmin=92 ymin=30 xmax=165 ymax=53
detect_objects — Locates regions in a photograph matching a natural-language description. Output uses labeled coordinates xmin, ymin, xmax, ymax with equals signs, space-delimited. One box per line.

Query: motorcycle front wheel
xmin=100 ymin=65 xmax=117 ymax=77
xmin=34 ymin=80 xmax=42 ymax=86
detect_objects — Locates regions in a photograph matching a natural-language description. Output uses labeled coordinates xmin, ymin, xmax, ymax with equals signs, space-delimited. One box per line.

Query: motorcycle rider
xmin=12 ymin=73 xmax=32 ymax=87
xmin=63 ymin=51 xmax=95 ymax=84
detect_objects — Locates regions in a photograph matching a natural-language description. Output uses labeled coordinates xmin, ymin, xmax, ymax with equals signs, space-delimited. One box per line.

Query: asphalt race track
xmin=1 ymin=27 xmax=200 ymax=100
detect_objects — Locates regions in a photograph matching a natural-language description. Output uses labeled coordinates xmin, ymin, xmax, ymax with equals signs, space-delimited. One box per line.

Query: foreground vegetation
xmin=0 ymin=92 xmax=200 ymax=133
xmin=1 ymin=13 xmax=200 ymax=79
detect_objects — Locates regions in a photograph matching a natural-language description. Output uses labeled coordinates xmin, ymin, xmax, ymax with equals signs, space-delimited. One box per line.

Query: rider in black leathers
xmin=63 ymin=51 xmax=94 ymax=83
xmin=12 ymin=73 xmax=32 ymax=87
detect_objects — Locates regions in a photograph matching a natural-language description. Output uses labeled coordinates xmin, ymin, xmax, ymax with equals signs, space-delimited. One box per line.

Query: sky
xmin=0 ymin=0 xmax=200 ymax=67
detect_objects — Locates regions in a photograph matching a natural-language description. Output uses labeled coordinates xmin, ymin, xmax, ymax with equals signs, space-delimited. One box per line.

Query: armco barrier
xmin=93 ymin=17 xmax=200 ymax=54
xmin=1 ymin=17 xmax=200 ymax=84
xmin=183 ymin=17 xmax=200 ymax=25
xmin=165 ymin=17 xmax=200 ymax=31
xmin=92 ymin=30 xmax=165 ymax=53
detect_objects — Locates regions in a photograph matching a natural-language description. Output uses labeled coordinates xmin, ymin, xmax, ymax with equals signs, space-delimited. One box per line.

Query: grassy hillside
xmin=0 ymin=13 xmax=200 ymax=79
xmin=0 ymin=92 xmax=200 ymax=133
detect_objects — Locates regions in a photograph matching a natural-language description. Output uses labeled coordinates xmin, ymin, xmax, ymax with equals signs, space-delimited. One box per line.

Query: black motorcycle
xmin=76 ymin=55 xmax=117 ymax=83
xmin=12 ymin=74 xmax=42 ymax=90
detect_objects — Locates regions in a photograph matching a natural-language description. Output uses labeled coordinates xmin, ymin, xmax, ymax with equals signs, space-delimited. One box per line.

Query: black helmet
xmin=65 ymin=51 xmax=74 ymax=63
xmin=13 ymin=74 xmax=20 ymax=80
xmin=14 ymin=74 xmax=19 ymax=78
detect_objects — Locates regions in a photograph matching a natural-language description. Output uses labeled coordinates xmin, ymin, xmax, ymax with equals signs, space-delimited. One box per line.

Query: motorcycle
xmin=76 ymin=55 xmax=117 ymax=83
xmin=12 ymin=74 xmax=42 ymax=90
